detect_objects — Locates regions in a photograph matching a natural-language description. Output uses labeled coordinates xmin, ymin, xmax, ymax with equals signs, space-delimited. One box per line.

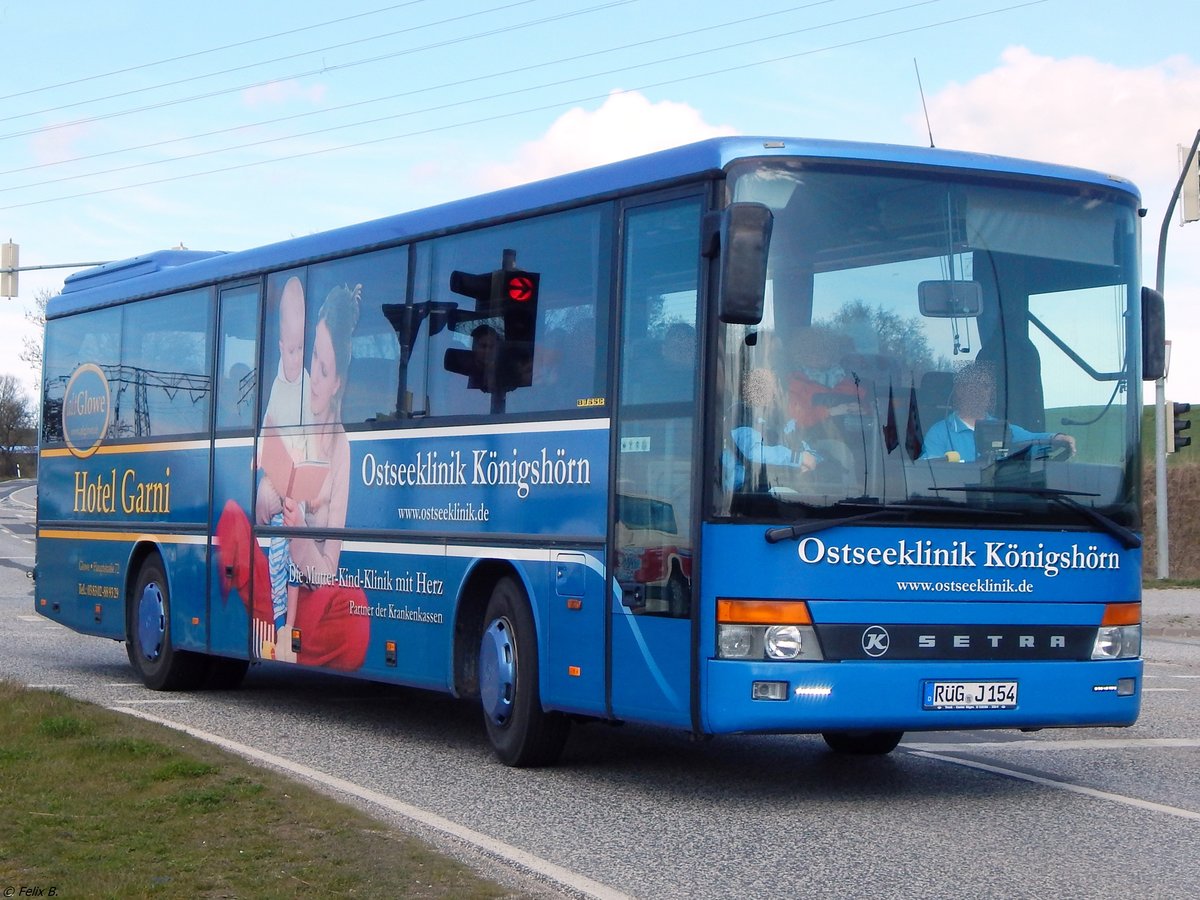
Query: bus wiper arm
xmin=762 ymin=501 xmax=1013 ymax=544
xmin=764 ymin=509 xmax=897 ymax=543
xmin=938 ymin=485 xmax=1140 ymax=550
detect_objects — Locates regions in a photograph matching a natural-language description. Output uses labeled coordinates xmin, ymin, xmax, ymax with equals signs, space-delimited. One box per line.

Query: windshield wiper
xmin=763 ymin=500 xmax=1015 ymax=544
xmin=935 ymin=485 xmax=1140 ymax=550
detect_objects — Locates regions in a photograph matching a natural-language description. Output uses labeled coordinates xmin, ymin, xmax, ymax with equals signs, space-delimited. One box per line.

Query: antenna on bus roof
xmin=914 ymin=58 xmax=935 ymax=149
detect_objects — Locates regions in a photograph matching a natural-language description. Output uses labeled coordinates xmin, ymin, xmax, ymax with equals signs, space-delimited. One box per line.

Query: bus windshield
xmin=712 ymin=160 xmax=1142 ymax=530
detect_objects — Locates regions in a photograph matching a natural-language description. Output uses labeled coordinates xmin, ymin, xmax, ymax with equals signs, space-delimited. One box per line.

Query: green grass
xmin=0 ymin=681 xmax=515 ymax=899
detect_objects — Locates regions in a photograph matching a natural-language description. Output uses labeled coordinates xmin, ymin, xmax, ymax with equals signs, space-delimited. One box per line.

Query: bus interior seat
xmin=975 ymin=333 xmax=1045 ymax=431
xmin=918 ymin=370 xmax=955 ymax=430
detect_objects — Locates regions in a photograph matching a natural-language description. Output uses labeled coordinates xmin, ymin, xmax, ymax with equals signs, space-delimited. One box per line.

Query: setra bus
xmin=36 ymin=136 xmax=1163 ymax=765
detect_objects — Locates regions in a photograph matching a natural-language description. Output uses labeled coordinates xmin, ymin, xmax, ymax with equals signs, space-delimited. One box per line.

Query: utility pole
xmin=1154 ymin=129 xmax=1200 ymax=579
xmin=0 ymin=241 xmax=111 ymax=298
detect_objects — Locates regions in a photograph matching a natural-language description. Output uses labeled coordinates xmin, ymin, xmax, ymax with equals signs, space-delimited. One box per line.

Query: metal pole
xmin=1154 ymin=127 xmax=1200 ymax=579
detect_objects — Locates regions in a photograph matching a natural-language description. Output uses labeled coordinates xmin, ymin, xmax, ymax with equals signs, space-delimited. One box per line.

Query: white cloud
xmin=918 ymin=47 xmax=1200 ymax=400
xmin=477 ymin=90 xmax=737 ymax=191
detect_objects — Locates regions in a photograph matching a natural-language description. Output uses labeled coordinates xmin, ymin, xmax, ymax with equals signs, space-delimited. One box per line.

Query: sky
xmin=2 ymin=0 xmax=1199 ymax=407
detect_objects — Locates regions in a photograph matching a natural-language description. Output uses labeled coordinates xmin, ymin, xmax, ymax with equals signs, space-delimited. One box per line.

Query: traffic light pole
xmin=1154 ymin=128 xmax=1200 ymax=579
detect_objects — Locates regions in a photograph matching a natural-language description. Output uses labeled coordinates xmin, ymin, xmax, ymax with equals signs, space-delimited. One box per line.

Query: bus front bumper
xmin=702 ymin=658 xmax=1142 ymax=735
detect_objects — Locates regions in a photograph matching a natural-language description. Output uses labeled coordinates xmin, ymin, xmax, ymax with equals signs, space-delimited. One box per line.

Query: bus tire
xmin=126 ymin=556 xmax=207 ymax=691
xmin=821 ymin=730 xmax=904 ymax=755
xmin=478 ymin=576 xmax=569 ymax=767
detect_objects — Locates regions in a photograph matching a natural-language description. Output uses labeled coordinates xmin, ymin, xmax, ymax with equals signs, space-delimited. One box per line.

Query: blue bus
xmin=36 ymin=137 xmax=1162 ymax=765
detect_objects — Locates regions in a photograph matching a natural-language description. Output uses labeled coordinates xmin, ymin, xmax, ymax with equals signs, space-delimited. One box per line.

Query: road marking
xmin=904 ymin=737 xmax=1200 ymax=752
xmin=907 ymin=748 xmax=1200 ymax=822
xmin=115 ymin=707 xmax=630 ymax=900
xmin=25 ymin=683 xmax=75 ymax=689
xmin=1144 ymin=688 xmax=1189 ymax=692
xmin=113 ymin=698 xmax=194 ymax=705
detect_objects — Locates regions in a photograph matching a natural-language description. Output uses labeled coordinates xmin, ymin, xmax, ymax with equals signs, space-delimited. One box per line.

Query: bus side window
xmin=422 ymin=204 xmax=609 ymax=419
xmin=216 ymin=284 xmax=260 ymax=433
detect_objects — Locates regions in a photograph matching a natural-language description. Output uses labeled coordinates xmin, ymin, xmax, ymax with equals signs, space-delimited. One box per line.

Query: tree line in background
xmin=0 ymin=288 xmax=50 ymax=479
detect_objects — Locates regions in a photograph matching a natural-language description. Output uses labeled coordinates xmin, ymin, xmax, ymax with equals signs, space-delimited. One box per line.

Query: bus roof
xmin=51 ymin=135 xmax=1140 ymax=318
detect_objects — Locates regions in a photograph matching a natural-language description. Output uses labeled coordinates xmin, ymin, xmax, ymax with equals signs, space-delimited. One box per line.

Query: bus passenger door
xmin=609 ymin=195 xmax=702 ymax=729
xmin=208 ymin=283 xmax=261 ymax=660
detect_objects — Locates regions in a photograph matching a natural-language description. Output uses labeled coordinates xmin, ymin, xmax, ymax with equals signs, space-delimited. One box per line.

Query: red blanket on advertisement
xmin=216 ymin=500 xmax=368 ymax=671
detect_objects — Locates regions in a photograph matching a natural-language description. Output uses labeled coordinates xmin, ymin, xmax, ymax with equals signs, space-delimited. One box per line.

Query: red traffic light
xmin=506 ymin=274 xmax=535 ymax=302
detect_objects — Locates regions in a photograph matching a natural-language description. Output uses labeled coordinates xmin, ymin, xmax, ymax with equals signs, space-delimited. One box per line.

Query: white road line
xmin=115 ymin=707 xmax=631 ymax=900
xmin=903 ymin=737 xmax=1200 ymax=751
xmin=113 ymin=698 xmax=194 ymax=705
xmin=1144 ymin=688 xmax=1189 ymax=692
xmin=907 ymin=748 xmax=1200 ymax=822
xmin=25 ymin=683 xmax=75 ymax=689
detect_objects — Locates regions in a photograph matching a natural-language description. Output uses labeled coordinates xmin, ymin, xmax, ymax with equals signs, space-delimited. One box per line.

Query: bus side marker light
xmin=94 ymin=604 xmax=102 ymax=623
xmin=291 ymin=629 xmax=301 ymax=654
xmin=568 ymin=666 xmax=581 ymax=677
xmin=385 ymin=641 xmax=397 ymax=666
xmin=566 ymin=598 xmax=583 ymax=610
xmin=192 ymin=617 xmax=200 ymax=626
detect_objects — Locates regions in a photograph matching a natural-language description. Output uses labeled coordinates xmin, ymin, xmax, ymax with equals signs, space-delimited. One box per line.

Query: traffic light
xmin=445 ymin=249 xmax=540 ymax=392
xmin=1170 ymin=401 xmax=1192 ymax=452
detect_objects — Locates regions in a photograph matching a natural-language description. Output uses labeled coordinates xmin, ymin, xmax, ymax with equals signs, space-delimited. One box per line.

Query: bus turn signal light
xmin=717 ymin=599 xmax=812 ymax=625
xmin=1101 ymin=603 xmax=1140 ymax=626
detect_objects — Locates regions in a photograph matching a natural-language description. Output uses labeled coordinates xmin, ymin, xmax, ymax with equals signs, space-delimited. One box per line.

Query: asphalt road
xmin=2 ymin=479 xmax=1198 ymax=899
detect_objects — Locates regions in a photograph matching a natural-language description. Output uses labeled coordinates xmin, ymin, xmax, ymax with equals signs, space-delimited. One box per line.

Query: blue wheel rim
xmin=136 ymin=581 xmax=166 ymax=662
xmin=480 ymin=617 xmax=515 ymax=727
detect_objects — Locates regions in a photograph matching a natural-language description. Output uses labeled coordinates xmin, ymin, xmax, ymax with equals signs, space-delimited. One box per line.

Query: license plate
xmin=923 ymin=680 xmax=1017 ymax=710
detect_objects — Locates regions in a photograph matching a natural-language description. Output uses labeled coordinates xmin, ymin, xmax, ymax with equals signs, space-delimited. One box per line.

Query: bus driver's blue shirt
xmin=920 ymin=413 xmax=1055 ymax=462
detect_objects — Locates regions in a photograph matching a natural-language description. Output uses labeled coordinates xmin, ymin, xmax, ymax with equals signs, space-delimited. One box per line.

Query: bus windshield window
xmin=712 ymin=162 xmax=1141 ymax=528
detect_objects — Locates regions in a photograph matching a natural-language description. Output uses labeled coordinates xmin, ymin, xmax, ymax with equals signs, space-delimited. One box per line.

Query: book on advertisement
xmin=259 ymin=428 xmax=329 ymax=502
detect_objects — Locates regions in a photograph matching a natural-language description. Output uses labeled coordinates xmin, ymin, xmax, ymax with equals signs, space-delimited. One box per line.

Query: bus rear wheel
xmin=126 ymin=556 xmax=207 ymax=691
xmin=478 ymin=577 xmax=569 ymax=767
xmin=821 ymin=730 xmax=904 ymax=755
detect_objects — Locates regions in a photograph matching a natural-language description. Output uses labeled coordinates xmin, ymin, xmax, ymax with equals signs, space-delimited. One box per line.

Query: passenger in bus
xmin=259 ymin=276 xmax=309 ymax=640
xmin=786 ymin=326 xmax=858 ymax=430
xmin=253 ymin=282 xmax=369 ymax=670
xmin=920 ymin=362 xmax=1075 ymax=462
xmin=724 ymin=367 xmax=821 ymax=489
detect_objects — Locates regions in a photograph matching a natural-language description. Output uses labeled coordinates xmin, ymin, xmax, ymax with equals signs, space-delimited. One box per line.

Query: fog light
xmin=718 ymin=625 xmax=757 ymax=659
xmin=752 ymin=680 xmax=788 ymax=701
xmin=765 ymin=625 xmax=803 ymax=660
xmin=1117 ymin=677 xmax=1136 ymax=696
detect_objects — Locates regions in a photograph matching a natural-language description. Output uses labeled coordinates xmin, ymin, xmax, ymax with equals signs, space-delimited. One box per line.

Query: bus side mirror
xmin=717 ymin=202 xmax=773 ymax=325
xmin=1142 ymin=286 xmax=1166 ymax=381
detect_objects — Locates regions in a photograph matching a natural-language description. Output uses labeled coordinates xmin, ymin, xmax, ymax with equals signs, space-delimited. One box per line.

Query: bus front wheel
xmin=126 ymin=556 xmax=207 ymax=691
xmin=821 ymin=730 xmax=904 ymax=755
xmin=478 ymin=577 xmax=569 ymax=767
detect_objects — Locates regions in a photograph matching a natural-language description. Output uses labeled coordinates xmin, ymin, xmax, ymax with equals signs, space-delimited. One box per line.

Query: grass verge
xmin=0 ymin=680 xmax=513 ymax=898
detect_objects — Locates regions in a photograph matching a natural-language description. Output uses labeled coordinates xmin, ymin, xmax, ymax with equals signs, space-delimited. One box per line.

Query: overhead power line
xmin=0 ymin=0 xmax=1050 ymax=213
xmin=0 ymin=0 xmax=442 ymax=103
xmin=0 ymin=0 xmax=842 ymax=181
xmin=0 ymin=0 xmax=545 ymax=126
xmin=0 ymin=0 xmax=629 ymax=138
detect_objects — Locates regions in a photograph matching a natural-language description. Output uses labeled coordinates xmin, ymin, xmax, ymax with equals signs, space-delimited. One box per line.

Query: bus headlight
xmin=765 ymin=625 xmax=803 ymax=660
xmin=1091 ymin=625 xmax=1140 ymax=660
xmin=718 ymin=625 xmax=758 ymax=659
xmin=716 ymin=599 xmax=824 ymax=661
